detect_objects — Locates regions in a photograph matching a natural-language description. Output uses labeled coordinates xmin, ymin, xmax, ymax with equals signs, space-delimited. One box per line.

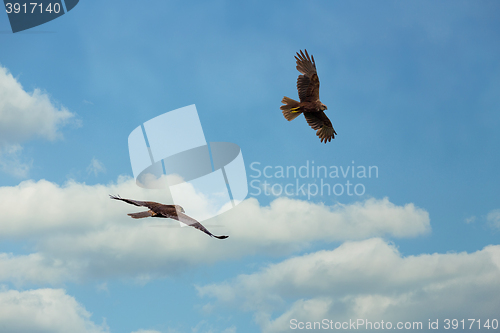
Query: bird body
xmin=110 ymin=195 xmax=228 ymax=239
xmin=280 ymin=49 xmax=337 ymax=143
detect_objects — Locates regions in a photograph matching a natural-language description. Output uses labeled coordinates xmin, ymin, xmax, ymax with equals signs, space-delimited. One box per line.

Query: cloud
xmin=197 ymin=238 xmax=500 ymax=332
xmin=0 ymin=288 xmax=109 ymax=333
xmin=487 ymin=209 xmax=500 ymax=230
xmin=0 ymin=252 xmax=74 ymax=286
xmin=0 ymin=64 xmax=78 ymax=178
xmin=191 ymin=321 xmax=237 ymax=333
xmin=0 ymin=144 xmax=32 ymax=178
xmin=0 ymin=65 xmax=76 ymax=146
xmin=129 ymin=326 xmax=235 ymax=333
xmin=226 ymin=196 xmax=430 ymax=245
xmin=0 ymin=177 xmax=132 ymax=238
xmin=0 ymin=177 xmax=429 ymax=285
xmin=87 ymin=157 xmax=106 ymax=177
xmin=465 ymin=215 xmax=476 ymax=224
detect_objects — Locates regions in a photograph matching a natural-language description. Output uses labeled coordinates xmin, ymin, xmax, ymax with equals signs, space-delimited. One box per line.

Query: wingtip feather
xmin=214 ymin=235 xmax=229 ymax=240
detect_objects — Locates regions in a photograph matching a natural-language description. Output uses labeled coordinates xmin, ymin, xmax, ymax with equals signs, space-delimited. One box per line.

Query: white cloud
xmin=0 ymin=177 xmax=429 ymax=285
xmin=0 ymin=288 xmax=109 ymax=333
xmin=0 ymin=252 xmax=74 ymax=286
xmin=487 ymin=209 xmax=500 ymax=229
xmin=130 ymin=330 xmax=162 ymax=333
xmin=0 ymin=64 xmax=78 ymax=178
xmin=0 ymin=65 xmax=76 ymax=145
xmin=0 ymin=177 xmax=131 ymax=237
xmin=87 ymin=157 xmax=106 ymax=177
xmin=197 ymin=238 xmax=500 ymax=332
xmin=225 ymin=196 xmax=430 ymax=245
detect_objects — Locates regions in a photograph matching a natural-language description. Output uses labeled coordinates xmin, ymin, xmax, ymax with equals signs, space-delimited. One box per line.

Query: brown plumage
xmin=110 ymin=195 xmax=228 ymax=239
xmin=280 ymin=49 xmax=337 ymax=143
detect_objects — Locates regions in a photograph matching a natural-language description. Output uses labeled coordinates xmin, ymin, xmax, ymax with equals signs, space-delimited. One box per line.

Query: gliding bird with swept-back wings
xmin=110 ymin=195 xmax=228 ymax=239
xmin=280 ymin=49 xmax=337 ymax=143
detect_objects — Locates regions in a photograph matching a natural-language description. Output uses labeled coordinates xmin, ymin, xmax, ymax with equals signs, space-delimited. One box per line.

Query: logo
xmin=128 ymin=105 xmax=248 ymax=224
xmin=4 ymin=0 xmax=79 ymax=33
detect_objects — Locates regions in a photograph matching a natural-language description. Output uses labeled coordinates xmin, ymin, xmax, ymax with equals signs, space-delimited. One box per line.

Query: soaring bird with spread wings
xmin=110 ymin=195 xmax=228 ymax=239
xmin=280 ymin=49 xmax=337 ymax=143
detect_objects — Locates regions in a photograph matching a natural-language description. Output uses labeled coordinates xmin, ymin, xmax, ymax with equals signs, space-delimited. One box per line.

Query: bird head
xmin=174 ymin=205 xmax=185 ymax=213
xmin=320 ymin=103 xmax=328 ymax=111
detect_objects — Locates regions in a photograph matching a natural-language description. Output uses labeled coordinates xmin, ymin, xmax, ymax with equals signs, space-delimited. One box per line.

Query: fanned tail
xmin=280 ymin=96 xmax=302 ymax=121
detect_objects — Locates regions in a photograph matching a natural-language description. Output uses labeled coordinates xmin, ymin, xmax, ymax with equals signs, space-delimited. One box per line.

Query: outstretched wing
xmin=110 ymin=195 xmax=164 ymax=211
xmin=110 ymin=195 xmax=228 ymax=239
xmin=303 ymin=112 xmax=337 ymax=143
xmin=175 ymin=211 xmax=229 ymax=240
xmin=295 ymin=49 xmax=320 ymax=103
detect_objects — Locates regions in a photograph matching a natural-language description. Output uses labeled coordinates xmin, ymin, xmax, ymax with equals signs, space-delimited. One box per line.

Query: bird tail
xmin=280 ymin=97 xmax=302 ymax=121
xmin=128 ymin=211 xmax=152 ymax=219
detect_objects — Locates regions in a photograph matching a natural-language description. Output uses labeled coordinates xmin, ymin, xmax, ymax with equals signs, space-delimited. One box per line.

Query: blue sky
xmin=0 ymin=1 xmax=500 ymax=332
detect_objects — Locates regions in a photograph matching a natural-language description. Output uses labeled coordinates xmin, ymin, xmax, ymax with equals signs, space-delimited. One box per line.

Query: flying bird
xmin=110 ymin=195 xmax=228 ymax=239
xmin=280 ymin=49 xmax=337 ymax=143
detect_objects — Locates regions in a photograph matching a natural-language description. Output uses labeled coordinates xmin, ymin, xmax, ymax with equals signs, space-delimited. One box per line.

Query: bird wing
xmin=295 ymin=49 xmax=320 ymax=103
xmin=111 ymin=195 xmax=228 ymax=239
xmin=175 ymin=212 xmax=228 ymax=239
xmin=155 ymin=204 xmax=179 ymax=218
xmin=110 ymin=195 xmax=164 ymax=211
xmin=303 ymin=112 xmax=337 ymax=143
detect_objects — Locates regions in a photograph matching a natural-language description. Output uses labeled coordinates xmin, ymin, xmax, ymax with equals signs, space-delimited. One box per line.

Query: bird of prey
xmin=280 ymin=49 xmax=337 ymax=143
xmin=110 ymin=195 xmax=228 ymax=239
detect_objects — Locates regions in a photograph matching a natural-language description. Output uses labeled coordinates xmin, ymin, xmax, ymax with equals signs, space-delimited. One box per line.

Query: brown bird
xmin=110 ymin=195 xmax=228 ymax=239
xmin=280 ymin=49 xmax=337 ymax=143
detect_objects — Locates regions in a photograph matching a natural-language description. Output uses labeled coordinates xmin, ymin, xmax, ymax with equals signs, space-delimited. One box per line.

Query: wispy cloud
xmin=465 ymin=215 xmax=476 ymax=224
xmin=487 ymin=209 xmax=500 ymax=230
xmin=87 ymin=157 xmax=106 ymax=177
xmin=0 ymin=144 xmax=32 ymax=178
